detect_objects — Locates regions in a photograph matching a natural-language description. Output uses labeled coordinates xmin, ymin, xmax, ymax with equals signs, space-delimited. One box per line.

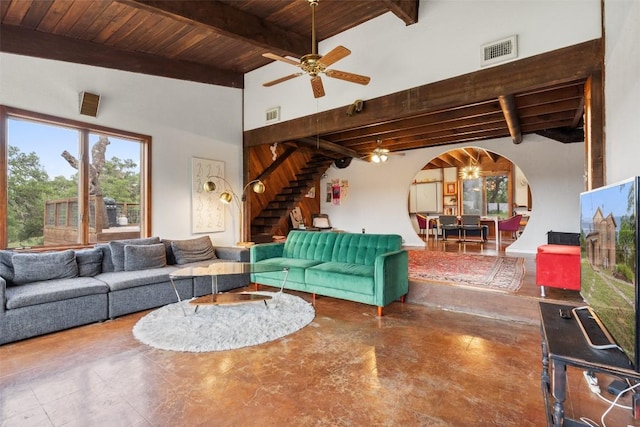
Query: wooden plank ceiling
xmin=1 ymin=0 xmax=592 ymax=163
xmin=0 ymin=0 xmax=416 ymax=87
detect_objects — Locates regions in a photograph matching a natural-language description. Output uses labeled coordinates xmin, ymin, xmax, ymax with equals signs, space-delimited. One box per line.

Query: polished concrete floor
xmin=1 ymin=237 xmax=638 ymax=426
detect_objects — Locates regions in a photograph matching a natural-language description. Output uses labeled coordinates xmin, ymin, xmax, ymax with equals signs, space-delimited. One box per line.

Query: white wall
xmin=321 ymin=135 xmax=584 ymax=255
xmin=244 ymin=0 xmax=601 ymax=130
xmin=0 ymin=53 xmax=244 ymax=246
xmin=242 ymin=0 xmax=599 ymax=254
xmin=604 ymin=0 xmax=640 ymax=184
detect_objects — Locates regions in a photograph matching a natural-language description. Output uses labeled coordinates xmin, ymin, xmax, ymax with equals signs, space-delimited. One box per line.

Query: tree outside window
xmin=1 ymin=107 xmax=150 ymax=249
xmin=461 ymin=175 xmax=509 ymax=218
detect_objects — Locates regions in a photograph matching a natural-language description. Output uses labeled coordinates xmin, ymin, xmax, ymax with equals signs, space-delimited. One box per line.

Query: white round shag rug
xmin=133 ymin=291 xmax=315 ymax=352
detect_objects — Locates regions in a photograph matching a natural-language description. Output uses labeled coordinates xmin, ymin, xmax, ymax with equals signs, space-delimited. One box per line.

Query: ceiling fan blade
xmin=319 ymin=46 xmax=351 ymax=67
xmin=262 ymin=52 xmax=301 ymax=67
xmin=325 ymin=69 xmax=371 ymax=85
xmin=310 ymin=75 xmax=325 ymax=98
xmin=263 ymin=73 xmax=303 ymax=87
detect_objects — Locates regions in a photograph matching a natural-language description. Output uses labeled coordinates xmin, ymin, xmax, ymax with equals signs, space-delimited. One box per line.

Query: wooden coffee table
xmin=169 ymin=262 xmax=289 ymax=315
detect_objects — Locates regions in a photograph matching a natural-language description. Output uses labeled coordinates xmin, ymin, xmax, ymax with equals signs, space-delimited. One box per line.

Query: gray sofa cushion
xmin=5 ymin=276 xmax=109 ymax=309
xmin=171 ymin=236 xmax=217 ymax=265
xmin=109 ymin=237 xmax=161 ymax=271
xmin=12 ymin=250 xmax=78 ymax=285
xmin=0 ymin=250 xmax=14 ymax=283
xmin=124 ymin=243 xmax=167 ymax=271
xmin=96 ymin=266 xmax=177 ymax=291
xmin=76 ymin=248 xmax=103 ymax=277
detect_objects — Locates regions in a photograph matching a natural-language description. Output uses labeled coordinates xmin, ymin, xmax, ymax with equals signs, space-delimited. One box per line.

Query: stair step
xmin=252 ymin=218 xmax=281 ymax=226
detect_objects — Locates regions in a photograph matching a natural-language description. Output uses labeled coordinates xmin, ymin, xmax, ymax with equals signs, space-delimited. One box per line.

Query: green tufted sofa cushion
xmin=282 ymin=231 xmax=338 ymax=262
xmin=331 ymin=233 xmax=402 ymax=265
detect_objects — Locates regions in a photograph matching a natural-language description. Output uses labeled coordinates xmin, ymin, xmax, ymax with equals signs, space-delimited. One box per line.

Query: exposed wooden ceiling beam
xmin=116 ymin=0 xmax=309 ymax=58
xmin=535 ymin=128 xmax=584 ymax=143
xmin=381 ymin=0 xmax=419 ymax=25
xmin=244 ymin=39 xmax=602 ymax=147
xmin=480 ymin=148 xmax=499 ymax=163
xmin=0 ymin=24 xmax=244 ymax=87
xmin=498 ymin=94 xmax=523 ymax=144
xmin=296 ymin=137 xmax=361 ymax=159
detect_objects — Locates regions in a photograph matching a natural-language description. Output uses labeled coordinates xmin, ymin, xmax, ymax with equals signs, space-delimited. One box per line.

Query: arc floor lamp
xmin=203 ymin=176 xmax=265 ymax=247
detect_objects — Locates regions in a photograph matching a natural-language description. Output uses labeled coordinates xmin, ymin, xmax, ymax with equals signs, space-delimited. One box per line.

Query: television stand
xmin=571 ymin=305 xmax=620 ymax=350
xmin=539 ymin=302 xmax=640 ymax=426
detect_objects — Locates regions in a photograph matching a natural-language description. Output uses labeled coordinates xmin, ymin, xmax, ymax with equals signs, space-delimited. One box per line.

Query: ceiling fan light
xmin=379 ymin=153 xmax=388 ymax=162
xmin=371 ymin=153 xmax=381 ymax=163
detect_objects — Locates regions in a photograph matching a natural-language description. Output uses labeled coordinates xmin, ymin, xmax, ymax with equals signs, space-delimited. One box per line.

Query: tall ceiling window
xmin=0 ymin=106 xmax=151 ymax=249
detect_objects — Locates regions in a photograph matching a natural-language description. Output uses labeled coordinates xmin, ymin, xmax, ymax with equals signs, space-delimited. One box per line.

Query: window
xmin=461 ymin=175 xmax=510 ymax=218
xmin=0 ymin=106 xmax=151 ymax=249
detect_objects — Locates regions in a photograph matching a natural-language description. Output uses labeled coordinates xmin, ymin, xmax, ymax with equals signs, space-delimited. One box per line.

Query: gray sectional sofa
xmin=0 ymin=236 xmax=249 ymax=345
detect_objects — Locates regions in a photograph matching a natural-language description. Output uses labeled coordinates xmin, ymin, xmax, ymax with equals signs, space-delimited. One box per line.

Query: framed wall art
xmin=445 ymin=182 xmax=457 ymax=195
xmin=191 ymin=157 xmax=225 ymax=233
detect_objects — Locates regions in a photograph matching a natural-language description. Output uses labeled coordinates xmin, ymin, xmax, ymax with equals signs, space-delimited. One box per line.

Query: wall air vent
xmin=481 ymin=35 xmax=518 ymax=67
xmin=265 ymin=107 xmax=280 ymax=123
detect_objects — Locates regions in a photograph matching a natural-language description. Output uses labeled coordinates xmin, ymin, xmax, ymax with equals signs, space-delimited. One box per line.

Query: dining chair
xmin=497 ymin=214 xmax=523 ymax=245
xmin=460 ymin=214 xmax=483 ymax=242
xmin=439 ymin=215 xmax=460 ymax=241
xmin=416 ymin=214 xmax=428 ymax=237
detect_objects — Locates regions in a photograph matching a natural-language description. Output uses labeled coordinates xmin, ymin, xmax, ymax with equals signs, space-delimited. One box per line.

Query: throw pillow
xmin=0 ymin=250 xmax=15 ymax=283
xmin=171 ymin=236 xmax=217 ymax=265
xmin=95 ymin=244 xmax=114 ymax=273
xmin=76 ymin=248 xmax=103 ymax=277
xmin=12 ymin=250 xmax=78 ymax=285
xmin=124 ymin=243 xmax=167 ymax=271
xmin=109 ymin=237 xmax=161 ymax=272
xmin=161 ymin=239 xmax=177 ymax=265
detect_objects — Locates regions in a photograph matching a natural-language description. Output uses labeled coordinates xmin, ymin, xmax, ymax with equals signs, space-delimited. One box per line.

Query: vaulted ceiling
xmin=1 ymin=0 xmax=601 ymax=170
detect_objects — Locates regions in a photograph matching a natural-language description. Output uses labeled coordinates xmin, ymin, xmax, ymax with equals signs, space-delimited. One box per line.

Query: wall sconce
xmin=202 ymin=176 xmax=266 ymax=246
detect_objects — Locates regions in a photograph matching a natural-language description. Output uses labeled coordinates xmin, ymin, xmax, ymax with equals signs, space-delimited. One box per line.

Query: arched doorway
xmin=408 ymin=146 xmax=531 ymax=242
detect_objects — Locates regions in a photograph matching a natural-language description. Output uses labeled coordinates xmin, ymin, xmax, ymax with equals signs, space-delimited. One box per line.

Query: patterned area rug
xmin=408 ymin=251 xmax=525 ymax=292
xmin=133 ymin=292 xmax=315 ymax=352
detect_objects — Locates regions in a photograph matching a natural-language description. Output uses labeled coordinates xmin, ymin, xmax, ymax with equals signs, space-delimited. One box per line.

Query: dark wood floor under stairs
xmin=1 ymin=236 xmax=638 ymax=426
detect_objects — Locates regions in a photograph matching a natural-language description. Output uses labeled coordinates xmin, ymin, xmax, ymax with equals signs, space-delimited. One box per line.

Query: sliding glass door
xmin=461 ymin=175 xmax=509 ymax=218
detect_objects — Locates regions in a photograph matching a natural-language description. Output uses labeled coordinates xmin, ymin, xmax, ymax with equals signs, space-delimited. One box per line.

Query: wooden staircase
xmin=250 ymin=154 xmax=334 ymax=240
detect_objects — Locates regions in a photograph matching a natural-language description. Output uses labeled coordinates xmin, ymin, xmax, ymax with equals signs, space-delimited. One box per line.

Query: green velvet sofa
xmin=249 ymin=230 xmax=408 ymax=316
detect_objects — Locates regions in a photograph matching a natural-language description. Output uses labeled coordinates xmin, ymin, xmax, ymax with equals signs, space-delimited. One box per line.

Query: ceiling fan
xmin=262 ymin=0 xmax=371 ymax=98
xmin=364 ymin=140 xmax=405 ymax=163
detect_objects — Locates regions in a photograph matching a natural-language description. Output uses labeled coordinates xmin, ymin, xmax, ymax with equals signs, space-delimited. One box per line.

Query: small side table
xmin=539 ymin=302 xmax=640 ymax=426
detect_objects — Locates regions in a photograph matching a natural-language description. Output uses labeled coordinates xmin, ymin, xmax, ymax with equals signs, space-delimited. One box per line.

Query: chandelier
xmin=459 ymin=165 xmax=480 ymax=180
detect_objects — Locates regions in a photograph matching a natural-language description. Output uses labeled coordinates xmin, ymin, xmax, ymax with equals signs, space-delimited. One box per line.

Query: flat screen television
xmin=579 ymin=177 xmax=640 ymax=371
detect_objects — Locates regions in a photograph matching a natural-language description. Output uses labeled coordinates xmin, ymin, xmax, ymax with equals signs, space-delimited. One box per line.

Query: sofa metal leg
xmin=312 ymin=293 xmax=316 ymax=305
xmin=254 ymin=283 xmax=260 ymax=291
xmin=377 ymin=306 xmax=383 ymax=317
xmin=400 ymin=295 xmax=406 ymax=303
xmin=540 ymin=286 xmax=546 ymax=297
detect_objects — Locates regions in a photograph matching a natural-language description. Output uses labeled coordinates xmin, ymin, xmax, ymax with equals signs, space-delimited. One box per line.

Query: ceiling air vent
xmin=265 ymin=107 xmax=280 ymax=124
xmin=481 ymin=35 xmax=518 ymax=67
